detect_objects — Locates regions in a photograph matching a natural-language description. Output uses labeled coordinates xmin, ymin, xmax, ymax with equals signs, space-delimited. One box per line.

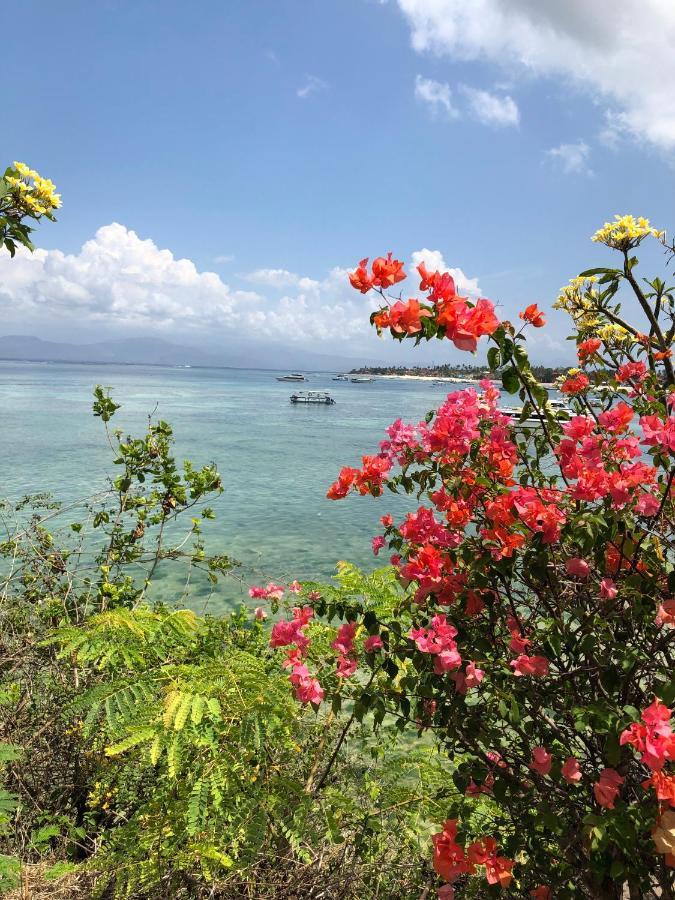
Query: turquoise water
xmin=0 ymin=361 xmax=454 ymax=611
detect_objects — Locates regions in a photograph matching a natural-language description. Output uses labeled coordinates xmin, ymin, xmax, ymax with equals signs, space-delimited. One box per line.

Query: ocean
xmin=0 ymin=360 xmax=457 ymax=612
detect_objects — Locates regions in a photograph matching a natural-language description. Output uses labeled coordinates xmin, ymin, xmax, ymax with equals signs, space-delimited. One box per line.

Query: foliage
xmin=271 ymin=222 xmax=675 ymax=898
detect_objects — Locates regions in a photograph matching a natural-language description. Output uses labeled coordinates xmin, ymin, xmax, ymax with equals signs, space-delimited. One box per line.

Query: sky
xmin=3 ymin=0 xmax=675 ymax=366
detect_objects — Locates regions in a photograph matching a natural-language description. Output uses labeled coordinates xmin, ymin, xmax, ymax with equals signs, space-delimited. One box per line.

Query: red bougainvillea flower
xmin=519 ymin=303 xmax=546 ymax=327
xmin=388 ymin=298 xmax=432 ymax=335
xmin=561 ymin=372 xmax=590 ymax=395
xmin=577 ymin=338 xmax=602 ymax=362
xmin=349 ymin=258 xmax=373 ymax=293
xmin=436 ymin=298 xmax=500 ymax=352
xmin=562 ymin=756 xmax=582 ymax=784
xmin=326 ymin=466 xmax=359 ymax=500
xmin=484 ymin=855 xmax=514 ymax=888
xmin=593 ymin=768 xmax=624 ymax=808
xmin=510 ymin=654 xmax=549 ymax=677
xmin=617 ymin=360 xmax=647 ymax=384
xmin=371 ymin=252 xmax=406 ymax=288
xmin=529 ymin=747 xmax=552 ymax=776
xmin=432 ymin=820 xmax=473 ymax=881
xmin=531 ymin=887 xmax=552 ymax=900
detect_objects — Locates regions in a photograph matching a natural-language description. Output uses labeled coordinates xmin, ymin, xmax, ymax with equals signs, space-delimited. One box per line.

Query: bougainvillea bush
xmin=270 ymin=217 xmax=675 ymax=899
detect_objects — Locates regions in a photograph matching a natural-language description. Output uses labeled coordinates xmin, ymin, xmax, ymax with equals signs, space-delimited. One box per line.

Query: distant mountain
xmin=0 ymin=335 xmax=382 ymax=371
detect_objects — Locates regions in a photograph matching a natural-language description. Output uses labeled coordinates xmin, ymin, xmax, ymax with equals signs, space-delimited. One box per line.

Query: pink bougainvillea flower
xmin=656 ymin=599 xmax=675 ymax=627
xmin=372 ymin=535 xmax=386 ymax=556
xmin=331 ymin=622 xmax=358 ymax=655
xmin=288 ymin=580 xmax=302 ymax=594
xmin=336 ymin=654 xmax=358 ymax=678
xmin=562 ymin=756 xmax=582 ymax=784
xmin=566 ymin=557 xmax=590 ymax=578
xmin=253 ymin=607 xmax=267 ymax=620
xmin=437 ymin=886 xmax=455 ymax=900
xmin=593 ymin=768 xmax=624 ymax=809
xmin=529 ymin=747 xmax=552 ymax=776
xmin=600 ymin=578 xmax=618 ymax=601
xmin=364 ymin=634 xmax=384 ymax=653
xmin=635 ymin=492 xmax=661 ymax=516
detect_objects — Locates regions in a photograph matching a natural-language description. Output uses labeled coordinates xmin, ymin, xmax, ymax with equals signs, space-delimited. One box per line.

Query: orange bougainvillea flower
xmin=371 ymin=252 xmax=406 ymax=289
xmin=519 ymin=303 xmax=546 ymax=328
xmin=655 ymin=349 xmax=673 ymax=361
xmin=577 ymin=338 xmax=601 ymax=362
xmin=372 ymin=309 xmax=391 ymax=334
xmin=388 ymin=298 xmax=431 ymax=335
xmin=348 ymin=258 xmax=373 ymax=293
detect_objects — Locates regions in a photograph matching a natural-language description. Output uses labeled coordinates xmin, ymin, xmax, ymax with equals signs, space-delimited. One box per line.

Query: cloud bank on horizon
xmin=1 ymin=223 xmax=504 ymax=360
xmin=397 ymin=0 xmax=675 ymax=151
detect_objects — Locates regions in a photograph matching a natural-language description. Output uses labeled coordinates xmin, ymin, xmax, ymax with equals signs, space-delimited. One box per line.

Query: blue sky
xmin=3 ymin=0 xmax=675 ymax=365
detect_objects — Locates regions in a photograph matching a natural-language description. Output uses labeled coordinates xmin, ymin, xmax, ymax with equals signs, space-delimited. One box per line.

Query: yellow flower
xmin=598 ymin=323 xmax=631 ymax=345
xmin=592 ymin=214 xmax=663 ymax=250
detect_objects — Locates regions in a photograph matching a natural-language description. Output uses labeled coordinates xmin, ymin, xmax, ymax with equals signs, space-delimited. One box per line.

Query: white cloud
xmin=414 ymin=74 xmax=458 ymax=118
xmin=0 ymin=224 xmax=378 ymax=347
xmin=460 ymin=85 xmax=519 ymax=127
xmin=297 ymin=75 xmax=327 ymax=99
xmin=546 ymin=140 xmax=592 ymax=175
xmin=0 ymin=224 xmax=259 ymax=332
xmin=241 ymin=268 xmax=319 ymax=291
xmin=0 ymin=224 xmax=490 ymax=355
xmin=410 ymin=248 xmax=482 ymax=297
xmin=213 ymin=254 xmax=235 ymax=264
xmin=396 ymin=0 xmax=675 ymax=151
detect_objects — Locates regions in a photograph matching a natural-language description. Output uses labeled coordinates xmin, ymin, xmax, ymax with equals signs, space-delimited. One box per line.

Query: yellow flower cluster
xmin=554 ymin=276 xmax=602 ymax=333
xmin=597 ymin=323 xmax=631 ymax=345
xmin=592 ymin=215 xmax=662 ymax=250
xmin=5 ymin=160 xmax=61 ymax=216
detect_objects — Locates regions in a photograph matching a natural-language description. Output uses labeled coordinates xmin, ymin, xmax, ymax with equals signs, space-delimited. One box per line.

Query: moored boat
xmin=350 ymin=376 xmax=375 ymax=383
xmin=290 ymin=391 xmax=336 ymax=405
xmin=277 ymin=373 xmax=307 ymax=382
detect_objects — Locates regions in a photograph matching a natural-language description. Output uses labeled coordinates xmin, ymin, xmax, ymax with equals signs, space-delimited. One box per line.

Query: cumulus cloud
xmin=0 ymin=224 xmax=259 ymax=332
xmin=414 ymin=74 xmax=458 ymax=118
xmin=547 ymin=140 xmax=592 ymax=175
xmin=241 ymin=268 xmax=319 ymax=291
xmin=410 ymin=248 xmax=482 ymax=297
xmin=0 ymin=224 xmax=380 ymax=347
xmin=297 ymin=74 xmax=327 ymax=99
xmin=0 ymin=224 xmax=488 ymax=354
xmin=460 ymin=85 xmax=519 ymax=127
xmin=396 ymin=0 xmax=675 ymax=150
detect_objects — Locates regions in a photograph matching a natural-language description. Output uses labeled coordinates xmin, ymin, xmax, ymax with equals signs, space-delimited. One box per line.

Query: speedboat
xmin=277 ymin=373 xmax=306 ymax=382
xmin=290 ymin=391 xmax=335 ymax=405
xmin=333 ymin=374 xmax=349 ymax=381
xmin=350 ymin=376 xmax=375 ymax=383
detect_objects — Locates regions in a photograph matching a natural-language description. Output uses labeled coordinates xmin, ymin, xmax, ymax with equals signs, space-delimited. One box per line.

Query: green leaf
xmin=502 ymin=368 xmax=520 ymax=394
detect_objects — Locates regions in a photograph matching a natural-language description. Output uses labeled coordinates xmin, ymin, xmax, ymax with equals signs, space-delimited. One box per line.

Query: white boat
xmin=350 ymin=376 xmax=375 ymax=383
xmin=290 ymin=391 xmax=335 ymax=405
xmin=500 ymin=400 xmax=570 ymax=427
xmin=333 ymin=374 xmax=349 ymax=381
xmin=277 ymin=373 xmax=306 ymax=382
